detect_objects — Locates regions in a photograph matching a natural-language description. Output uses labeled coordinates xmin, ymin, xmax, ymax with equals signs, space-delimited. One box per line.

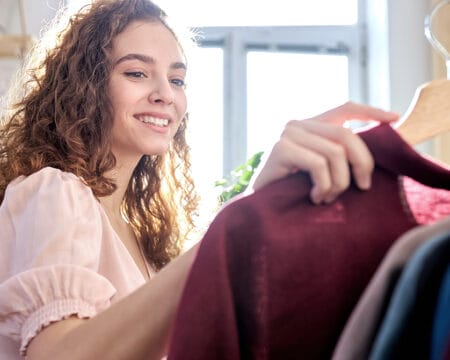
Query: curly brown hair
xmin=0 ymin=0 xmax=199 ymax=270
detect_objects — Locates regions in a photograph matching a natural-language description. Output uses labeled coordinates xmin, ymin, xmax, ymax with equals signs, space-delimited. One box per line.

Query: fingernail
xmin=389 ymin=111 xmax=399 ymax=117
xmin=387 ymin=111 xmax=400 ymax=121
xmin=359 ymin=176 xmax=371 ymax=190
xmin=310 ymin=195 xmax=321 ymax=205
xmin=310 ymin=188 xmax=322 ymax=205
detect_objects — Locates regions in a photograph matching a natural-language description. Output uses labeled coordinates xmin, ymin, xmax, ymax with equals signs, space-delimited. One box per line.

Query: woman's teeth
xmin=138 ymin=116 xmax=169 ymax=127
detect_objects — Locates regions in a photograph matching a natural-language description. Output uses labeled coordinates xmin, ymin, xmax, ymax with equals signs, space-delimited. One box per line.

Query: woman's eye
xmin=124 ymin=71 xmax=146 ymax=79
xmin=170 ymin=78 xmax=186 ymax=88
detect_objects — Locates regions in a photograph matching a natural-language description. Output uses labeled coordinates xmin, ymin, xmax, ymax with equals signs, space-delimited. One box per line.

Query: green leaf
xmin=215 ymin=151 xmax=264 ymax=205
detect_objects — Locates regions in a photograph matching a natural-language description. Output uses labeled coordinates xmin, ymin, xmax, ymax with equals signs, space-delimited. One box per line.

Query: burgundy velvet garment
xmin=167 ymin=124 xmax=450 ymax=360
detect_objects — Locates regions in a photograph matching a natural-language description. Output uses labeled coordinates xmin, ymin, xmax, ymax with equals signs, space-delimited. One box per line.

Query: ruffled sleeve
xmin=0 ymin=167 xmax=117 ymax=355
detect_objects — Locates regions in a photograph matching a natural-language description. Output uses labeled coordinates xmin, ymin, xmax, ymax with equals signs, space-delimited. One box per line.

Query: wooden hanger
xmin=0 ymin=0 xmax=32 ymax=58
xmin=395 ymin=0 xmax=450 ymax=145
xmin=395 ymin=80 xmax=450 ymax=145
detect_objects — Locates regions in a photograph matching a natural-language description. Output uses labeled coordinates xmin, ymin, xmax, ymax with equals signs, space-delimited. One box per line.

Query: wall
xmin=365 ymin=0 xmax=435 ymax=154
xmin=1 ymin=0 xmax=448 ymax=163
xmin=366 ymin=0 xmax=450 ymax=164
xmin=430 ymin=0 xmax=450 ymax=164
xmin=0 ymin=0 xmax=59 ymax=97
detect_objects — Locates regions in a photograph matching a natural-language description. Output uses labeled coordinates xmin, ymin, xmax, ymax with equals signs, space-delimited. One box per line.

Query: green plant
xmin=214 ymin=151 xmax=264 ymax=205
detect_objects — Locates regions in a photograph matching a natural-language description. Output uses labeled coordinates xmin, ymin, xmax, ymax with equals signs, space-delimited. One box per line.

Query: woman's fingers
xmin=252 ymin=139 xmax=333 ymax=204
xmin=309 ymin=101 xmax=399 ymax=125
xmin=251 ymin=102 xmax=398 ymax=204
xmin=281 ymin=121 xmax=352 ymax=204
xmin=298 ymin=120 xmax=375 ymax=193
xmin=252 ymin=123 xmax=353 ymax=204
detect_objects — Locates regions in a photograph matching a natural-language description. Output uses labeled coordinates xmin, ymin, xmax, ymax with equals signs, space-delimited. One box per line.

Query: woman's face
xmin=108 ymin=20 xmax=187 ymax=164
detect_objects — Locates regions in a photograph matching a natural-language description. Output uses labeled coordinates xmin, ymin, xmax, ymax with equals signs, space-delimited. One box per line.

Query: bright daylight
xmin=1 ymin=1 xmax=448 ymax=359
xmin=66 ymin=0 xmax=358 ymax=216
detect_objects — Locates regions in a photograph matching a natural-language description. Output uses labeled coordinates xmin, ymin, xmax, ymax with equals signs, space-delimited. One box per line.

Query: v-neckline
xmin=97 ymin=203 xmax=152 ymax=282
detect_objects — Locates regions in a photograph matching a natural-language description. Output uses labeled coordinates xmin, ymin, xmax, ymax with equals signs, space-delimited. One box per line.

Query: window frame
xmin=196 ymin=0 xmax=367 ymax=175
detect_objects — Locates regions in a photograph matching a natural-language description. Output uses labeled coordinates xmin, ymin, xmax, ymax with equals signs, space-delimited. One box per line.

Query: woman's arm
xmin=26 ymin=102 xmax=398 ymax=360
xmin=27 ymin=244 xmax=199 ymax=360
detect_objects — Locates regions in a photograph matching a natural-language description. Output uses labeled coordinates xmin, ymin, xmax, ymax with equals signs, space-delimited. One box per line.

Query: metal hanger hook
xmin=425 ymin=0 xmax=450 ymax=78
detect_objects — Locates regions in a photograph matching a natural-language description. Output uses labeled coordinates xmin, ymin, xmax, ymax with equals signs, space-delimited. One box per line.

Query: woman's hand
xmin=251 ymin=102 xmax=399 ymax=204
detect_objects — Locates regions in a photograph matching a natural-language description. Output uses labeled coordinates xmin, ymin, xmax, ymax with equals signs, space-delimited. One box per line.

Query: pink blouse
xmin=0 ymin=167 xmax=152 ymax=358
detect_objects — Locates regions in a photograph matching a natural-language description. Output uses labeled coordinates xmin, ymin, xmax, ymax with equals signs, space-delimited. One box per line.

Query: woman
xmin=0 ymin=0 xmax=397 ymax=359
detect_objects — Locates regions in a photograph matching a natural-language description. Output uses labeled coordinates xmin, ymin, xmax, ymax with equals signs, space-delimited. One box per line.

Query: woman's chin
xmin=143 ymin=145 xmax=170 ymax=157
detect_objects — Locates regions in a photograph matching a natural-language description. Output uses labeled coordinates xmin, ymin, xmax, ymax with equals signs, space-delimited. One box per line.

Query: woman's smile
xmin=108 ymin=20 xmax=187 ymax=162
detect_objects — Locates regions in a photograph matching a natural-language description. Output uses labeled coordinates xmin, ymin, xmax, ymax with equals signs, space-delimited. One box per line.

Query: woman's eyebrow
xmin=115 ymin=53 xmax=187 ymax=70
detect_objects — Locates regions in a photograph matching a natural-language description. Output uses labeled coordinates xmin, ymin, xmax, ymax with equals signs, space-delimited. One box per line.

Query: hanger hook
xmin=425 ymin=0 xmax=450 ymax=78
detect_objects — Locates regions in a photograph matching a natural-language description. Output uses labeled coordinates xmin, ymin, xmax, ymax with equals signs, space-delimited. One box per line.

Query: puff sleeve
xmin=0 ymin=168 xmax=117 ymax=355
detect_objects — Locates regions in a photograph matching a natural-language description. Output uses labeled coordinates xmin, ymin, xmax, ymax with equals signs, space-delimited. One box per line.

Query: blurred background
xmin=0 ymin=0 xmax=449 ymax=211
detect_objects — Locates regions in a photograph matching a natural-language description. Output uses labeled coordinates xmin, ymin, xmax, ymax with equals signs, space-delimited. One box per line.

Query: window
xmin=186 ymin=46 xmax=224 ymax=211
xmin=159 ymin=0 xmax=359 ymax=26
xmin=246 ymin=51 xmax=349 ymax=157
xmin=178 ymin=0 xmax=365 ymax=179
xmin=68 ymin=0 xmax=366 ymax=212
xmin=182 ymin=2 xmax=364 ymax=214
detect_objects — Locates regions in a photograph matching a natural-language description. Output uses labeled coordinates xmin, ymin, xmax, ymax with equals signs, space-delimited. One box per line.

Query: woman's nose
xmin=148 ymin=76 xmax=174 ymax=105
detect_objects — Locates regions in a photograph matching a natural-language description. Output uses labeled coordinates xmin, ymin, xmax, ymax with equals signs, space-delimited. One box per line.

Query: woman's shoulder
xmin=3 ymin=167 xmax=98 ymax=217
xmin=5 ymin=167 xmax=93 ymax=201
xmin=0 ymin=167 xmax=105 ymax=273
xmin=8 ymin=167 xmax=87 ymax=192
